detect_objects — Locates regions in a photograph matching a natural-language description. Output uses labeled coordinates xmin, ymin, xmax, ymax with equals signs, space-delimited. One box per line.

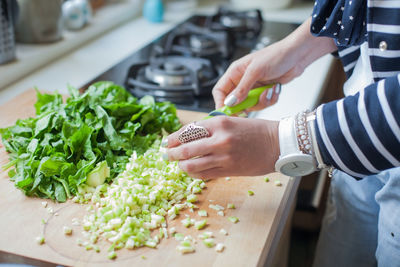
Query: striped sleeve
xmin=314 ymin=74 xmax=400 ymax=178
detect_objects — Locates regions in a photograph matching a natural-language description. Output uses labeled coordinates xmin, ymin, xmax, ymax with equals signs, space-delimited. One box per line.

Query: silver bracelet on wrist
xmin=295 ymin=110 xmax=313 ymax=155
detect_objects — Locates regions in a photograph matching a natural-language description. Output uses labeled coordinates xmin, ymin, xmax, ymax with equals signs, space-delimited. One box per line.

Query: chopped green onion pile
xmin=75 ymin=142 xmax=206 ymax=257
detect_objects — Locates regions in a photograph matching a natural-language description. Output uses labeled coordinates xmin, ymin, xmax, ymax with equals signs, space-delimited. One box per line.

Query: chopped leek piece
xmin=176 ymin=240 xmax=195 ymax=254
xmin=219 ymin=228 xmax=228 ymax=236
xmin=186 ymin=194 xmax=198 ymax=203
xmin=181 ymin=217 xmax=194 ymax=228
xmin=145 ymin=240 xmax=157 ymax=248
xmin=198 ymin=210 xmax=208 ymax=217
xmin=108 ymin=251 xmax=117 ymax=260
xmin=209 ymin=204 xmax=224 ymax=211
xmin=169 ymin=227 xmax=177 ymax=235
xmin=176 ymin=246 xmax=195 ymax=254
xmin=141 ymin=255 xmax=147 ymax=260
xmin=227 ymin=203 xmax=235 ymax=209
xmin=264 ymin=177 xmax=270 ymax=182
xmin=198 ymin=231 xmax=213 ymax=240
xmin=63 ymin=226 xmax=72 ymax=235
xmin=174 ymin=233 xmax=184 ymax=241
xmin=183 ymin=235 xmax=194 ymax=243
xmin=217 ymin=211 xmax=224 ymax=217
xmin=35 ymin=236 xmax=45 ymax=245
xmin=225 ymin=177 xmax=231 ymax=181
xmin=275 ymin=180 xmax=282 ymax=186
xmin=125 ymin=239 xmax=135 ymax=249
xmin=168 ymin=206 xmax=179 ymax=220
xmin=41 ymin=201 xmax=48 ymax=208
xmin=228 ymin=216 xmax=239 ymax=224
xmin=248 ymin=190 xmax=254 ymax=196
xmin=86 ymin=160 xmax=110 ymax=187
xmin=203 ymin=238 xmax=215 ymax=248
xmin=192 ymin=186 xmax=202 ymax=194
xmin=215 ymin=243 xmax=225 ymax=252
xmin=194 ymin=219 xmax=207 ymax=230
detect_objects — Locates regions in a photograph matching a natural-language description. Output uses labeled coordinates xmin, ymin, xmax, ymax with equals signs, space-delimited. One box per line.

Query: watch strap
xmin=277 ymin=116 xmax=298 ymax=156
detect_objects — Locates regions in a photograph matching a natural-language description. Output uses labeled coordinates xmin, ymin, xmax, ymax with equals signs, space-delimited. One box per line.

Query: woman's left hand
xmin=164 ymin=116 xmax=280 ymax=180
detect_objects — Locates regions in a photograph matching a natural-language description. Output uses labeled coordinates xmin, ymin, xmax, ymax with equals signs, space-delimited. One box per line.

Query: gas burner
xmin=206 ymin=7 xmax=263 ymax=44
xmin=161 ymin=23 xmax=234 ymax=59
xmin=125 ymin=56 xmax=224 ymax=103
xmin=145 ymin=61 xmax=191 ymax=86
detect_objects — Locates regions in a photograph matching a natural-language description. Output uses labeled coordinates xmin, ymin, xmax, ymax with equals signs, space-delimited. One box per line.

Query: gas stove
xmin=86 ymin=7 xmax=297 ymax=113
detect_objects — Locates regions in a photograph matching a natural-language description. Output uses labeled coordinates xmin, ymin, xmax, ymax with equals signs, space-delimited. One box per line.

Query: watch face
xmin=281 ymin=161 xmax=315 ymax=177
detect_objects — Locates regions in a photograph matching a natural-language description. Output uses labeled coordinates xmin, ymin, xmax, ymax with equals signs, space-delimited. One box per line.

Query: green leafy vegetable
xmin=0 ymin=81 xmax=181 ymax=201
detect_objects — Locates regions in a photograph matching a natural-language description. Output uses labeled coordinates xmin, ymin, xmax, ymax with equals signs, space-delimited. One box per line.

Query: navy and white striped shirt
xmin=311 ymin=0 xmax=400 ymax=178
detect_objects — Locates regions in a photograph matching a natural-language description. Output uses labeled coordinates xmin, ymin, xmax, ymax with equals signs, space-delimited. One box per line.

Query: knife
xmin=203 ymin=83 xmax=280 ymax=119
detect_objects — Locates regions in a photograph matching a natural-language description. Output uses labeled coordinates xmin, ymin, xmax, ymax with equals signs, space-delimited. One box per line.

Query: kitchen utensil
xmin=204 ymin=84 xmax=279 ymax=119
xmin=15 ymin=0 xmax=63 ymax=43
xmin=62 ymin=0 xmax=92 ymax=31
xmin=0 ymin=0 xmax=18 ymax=65
xmin=143 ymin=0 xmax=163 ymax=23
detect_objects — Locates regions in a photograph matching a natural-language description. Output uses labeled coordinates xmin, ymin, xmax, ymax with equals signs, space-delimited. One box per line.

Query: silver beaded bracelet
xmin=295 ymin=110 xmax=313 ymax=155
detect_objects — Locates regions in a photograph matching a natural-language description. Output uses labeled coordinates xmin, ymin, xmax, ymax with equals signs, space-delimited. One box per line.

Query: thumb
xmin=223 ymin=67 xmax=259 ymax=107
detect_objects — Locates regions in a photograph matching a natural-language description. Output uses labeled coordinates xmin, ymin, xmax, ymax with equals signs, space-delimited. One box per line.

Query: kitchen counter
xmin=0 ymin=90 xmax=299 ymax=267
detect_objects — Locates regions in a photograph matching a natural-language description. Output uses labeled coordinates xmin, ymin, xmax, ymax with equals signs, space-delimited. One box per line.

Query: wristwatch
xmin=274 ymin=116 xmax=317 ymax=177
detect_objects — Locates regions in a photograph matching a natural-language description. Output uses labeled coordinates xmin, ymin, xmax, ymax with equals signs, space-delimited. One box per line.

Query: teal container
xmin=143 ymin=0 xmax=163 ymax=23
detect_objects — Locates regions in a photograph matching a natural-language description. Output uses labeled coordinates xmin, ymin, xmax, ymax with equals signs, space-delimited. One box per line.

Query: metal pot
xmin=0 ymin=0 xmax=18 ymax=64
xmin=15 ymin=0 xmax=63 ymax=43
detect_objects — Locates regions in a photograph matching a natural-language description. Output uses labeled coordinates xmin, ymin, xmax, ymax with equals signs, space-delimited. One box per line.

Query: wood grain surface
xmin=0 ymin=89 xmax=298 ymax=267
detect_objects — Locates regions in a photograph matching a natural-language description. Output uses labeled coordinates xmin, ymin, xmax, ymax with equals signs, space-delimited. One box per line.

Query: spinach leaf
xmin=0 ymin=81 xmax=181 ymax=202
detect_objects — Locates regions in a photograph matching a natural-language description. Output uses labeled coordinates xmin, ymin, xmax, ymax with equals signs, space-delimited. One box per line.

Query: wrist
xmin=284 ymin=17 xmax=337 ymax=69
xmin=275 ymin=113 xmax=317 ymax=177
xmin=267 ymin=120 xmax=280 ymax=166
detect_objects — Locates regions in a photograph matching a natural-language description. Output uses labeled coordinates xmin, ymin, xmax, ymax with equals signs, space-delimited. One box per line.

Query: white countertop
xmin=0 ymin=1 xmax=332 ymax=120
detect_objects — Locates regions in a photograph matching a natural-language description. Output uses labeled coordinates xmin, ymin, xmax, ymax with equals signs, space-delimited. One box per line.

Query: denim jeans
xmin=313 ymin=167 xmax=400 ymax=267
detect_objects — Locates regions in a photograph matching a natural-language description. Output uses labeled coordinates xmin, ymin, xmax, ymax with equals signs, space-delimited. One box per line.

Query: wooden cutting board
xmin=0 ymin=89 xmax=298 ymax=267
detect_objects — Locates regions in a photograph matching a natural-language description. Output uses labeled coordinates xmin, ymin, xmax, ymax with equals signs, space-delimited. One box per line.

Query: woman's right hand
xmin=212 ymin=18 xmax=337 ymax=111
xmin=212 ymin=40 xmax=303 ymax=111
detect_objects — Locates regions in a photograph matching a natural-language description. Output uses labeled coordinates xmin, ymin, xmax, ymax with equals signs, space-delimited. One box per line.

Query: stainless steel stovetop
xmin=84 ymin=7 xmax=298 ymax=113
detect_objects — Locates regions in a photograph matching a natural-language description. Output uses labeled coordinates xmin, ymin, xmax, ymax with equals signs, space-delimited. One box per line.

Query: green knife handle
xmin=222 ymin=84 xmax=275 ymax=115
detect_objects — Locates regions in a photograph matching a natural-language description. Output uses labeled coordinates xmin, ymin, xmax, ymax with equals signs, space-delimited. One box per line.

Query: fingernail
xmin=266 ymin=88 xmax=273 ymax=100
xmin=161 ymin=138 xmax=168 ymax=147
xmin=275 ymin=84 xmax=281 ymax=94
xmin=224 ymin=94 xmax=238 ymax=107
xmin=162 ymin=152 xmax=169 ymax=161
